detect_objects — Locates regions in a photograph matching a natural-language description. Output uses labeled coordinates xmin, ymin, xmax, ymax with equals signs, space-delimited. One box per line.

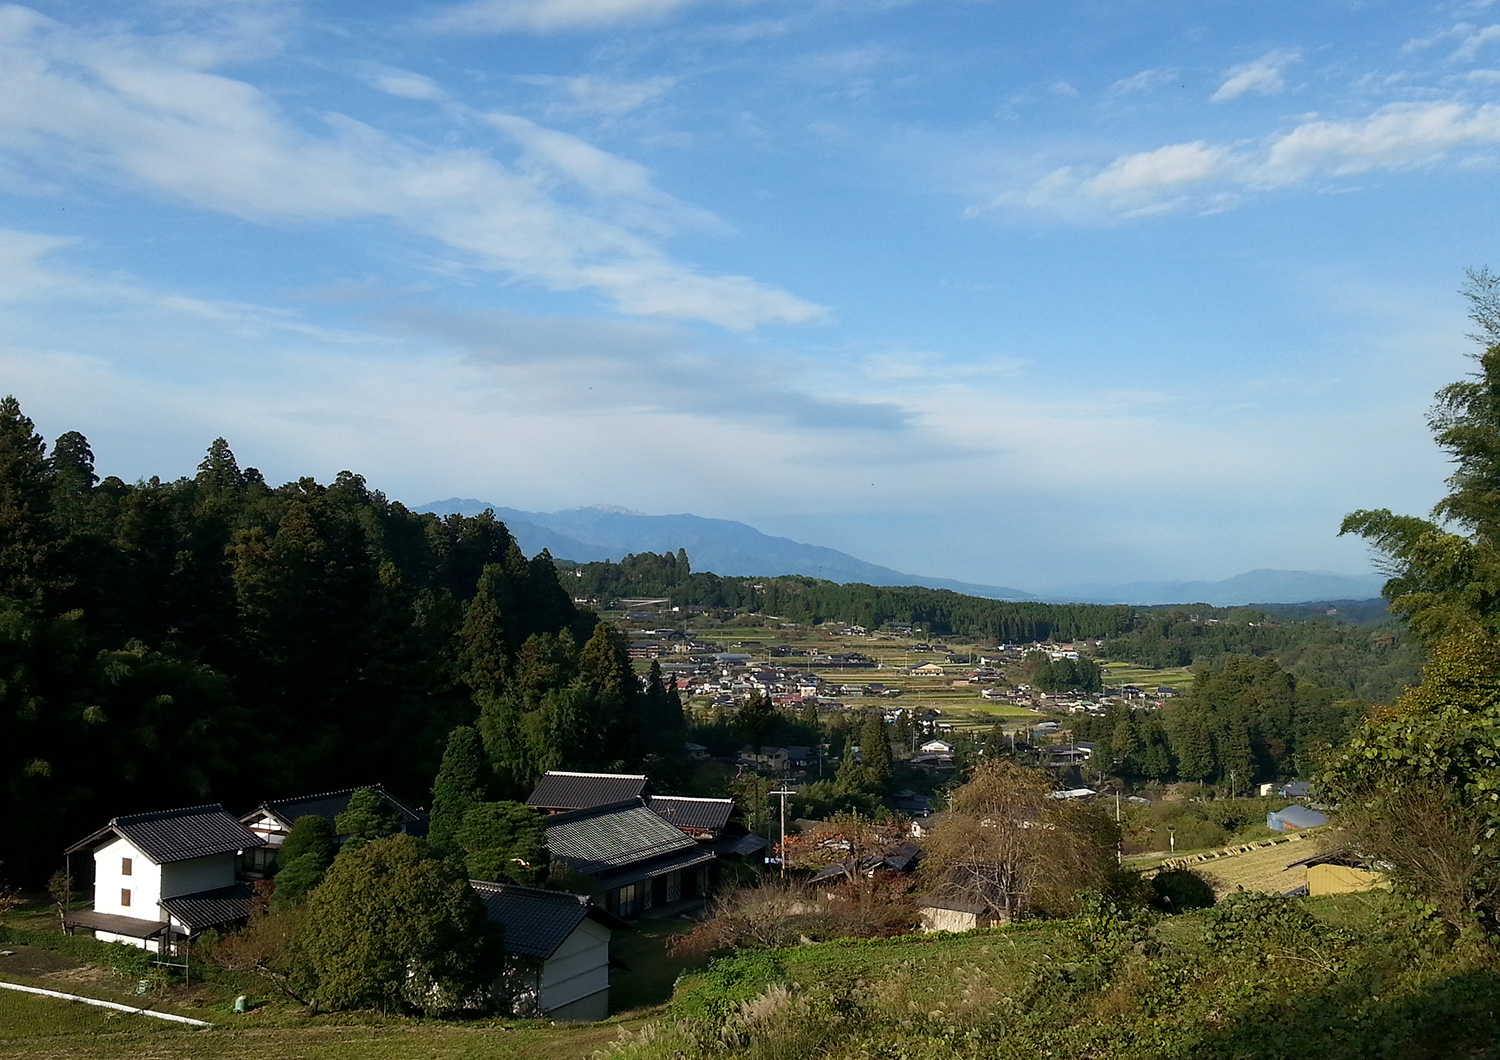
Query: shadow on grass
xmin=1186 ymin=959 xmax=1500 ymax=1059
xmin=609 ymin=919 xmax=706 ymax=1015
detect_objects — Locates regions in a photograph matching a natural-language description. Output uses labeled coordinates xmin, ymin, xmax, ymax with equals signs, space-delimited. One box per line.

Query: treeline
xmin=0 ymin=398 xmax=680 ymax=882
xmin=1072 ymin=655 xmax=1367 ymax=785
xmin=1104 ymin=607 xmax=1422 ymax=702
xmin=566 ymin=552 xmax=1136 ymax=642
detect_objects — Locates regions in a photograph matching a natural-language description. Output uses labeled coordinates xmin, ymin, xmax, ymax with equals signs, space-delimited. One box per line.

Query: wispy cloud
xmin=515 ymin=73 xmax=677 ymax=117
xmin=1108 ymin=69 xmax=1177 ymax=96
xmin=421 ymin=0 xmax=707 ymax=34
xmin=358 ymin=63 xmax=447 ymax=102
xmin=1211 ymin=49 xmax=1299 ymax=102
xmin=0 ymin=8 xmax=820 ymax=329
xmin=982 ymin=99 xmax=1500 ymax=218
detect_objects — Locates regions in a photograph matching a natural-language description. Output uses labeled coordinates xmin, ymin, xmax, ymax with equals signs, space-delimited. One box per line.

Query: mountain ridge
xmin=415 ymin=499 xmax=1385 ymax=606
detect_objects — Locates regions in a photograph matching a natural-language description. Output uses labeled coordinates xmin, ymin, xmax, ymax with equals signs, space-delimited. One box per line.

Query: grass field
xmin=0 ymin=988 xmax=180 ymax=1039
xmin=1101 ymin=661 xmax=1196 ymax=692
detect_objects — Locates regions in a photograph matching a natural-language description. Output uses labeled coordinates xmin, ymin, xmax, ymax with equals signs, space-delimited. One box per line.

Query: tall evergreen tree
xmin=0 ymin=396 xmax=54 ymax=602
xmin=429 ymin=726 xmax=487 ymax=857
xmin=858 ymin=710 xmax=893 ymax=791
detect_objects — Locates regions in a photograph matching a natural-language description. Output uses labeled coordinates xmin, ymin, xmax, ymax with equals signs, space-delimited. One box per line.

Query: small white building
xmin=472 ymin=881 xmax=629 ymax=1021
xmin=63 ymin=804 xmax=265 ymax=953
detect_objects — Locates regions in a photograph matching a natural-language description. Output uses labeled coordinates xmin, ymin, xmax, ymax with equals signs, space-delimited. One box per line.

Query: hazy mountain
xmin=416 ymin=500 xmax=1384 ymax=607
xmin=414 ymin=499 xmax=1034 ymax=600
xmin=1044 ymin=569 xmax=1387 ymax=607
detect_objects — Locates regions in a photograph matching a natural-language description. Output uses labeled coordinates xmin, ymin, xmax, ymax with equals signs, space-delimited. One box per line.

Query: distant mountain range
xmin=415 ymin=500 xmax=1386 ymax=607
xmin=1045 ymin=569 xmax=1387 ymax=607
xmin=416 ymin=499 xmax=1033 ymax=600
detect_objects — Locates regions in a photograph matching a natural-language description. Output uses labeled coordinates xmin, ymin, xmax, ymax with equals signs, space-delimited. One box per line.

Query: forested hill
xmin=565 ymin=551 xmax=1133 ymax=641
xmin=0 ymin=398 xmax=604 ymax=882
xmin=569 ymin=554 xmax=1421 ymax=700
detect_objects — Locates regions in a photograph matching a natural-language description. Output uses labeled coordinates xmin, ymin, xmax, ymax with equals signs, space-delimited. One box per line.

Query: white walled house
xmin=472 ymin=881 xmax=629 ymax=1021
xmin=63 ymin=804 xmax=264 ymax=953
xmin=239 ymin=784 xmax=427 ymax=875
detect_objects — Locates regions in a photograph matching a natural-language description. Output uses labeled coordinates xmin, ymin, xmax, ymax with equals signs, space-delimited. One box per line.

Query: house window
xmin=120 ymin=889 xmax=131 ymax=908
xmin=121 ymin=857 xmax=132 ymax=876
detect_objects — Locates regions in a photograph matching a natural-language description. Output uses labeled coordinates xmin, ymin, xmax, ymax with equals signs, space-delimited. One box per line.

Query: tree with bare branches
xmin=920 ymin=760 xmax=1117 ymax=922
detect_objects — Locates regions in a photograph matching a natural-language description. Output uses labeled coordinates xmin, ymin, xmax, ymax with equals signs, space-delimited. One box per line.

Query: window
xmin=121 ymin=857 xmax=132 ymax=876
xmin=120 ymin=889 xmax=131 ymax=908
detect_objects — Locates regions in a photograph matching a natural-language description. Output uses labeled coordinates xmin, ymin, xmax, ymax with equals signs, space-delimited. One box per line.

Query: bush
xmin=1149 ymin=869 xmax=1216 ymax=913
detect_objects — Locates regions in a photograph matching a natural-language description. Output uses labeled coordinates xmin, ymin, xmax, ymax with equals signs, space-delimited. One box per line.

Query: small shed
xmin=472 ymin=882 xmax=629 ymax=1021
xmin=1267 ymin=805 xmax=1328 ymax=831
xmin=917 ymin=898 xmax=1001 ymax=933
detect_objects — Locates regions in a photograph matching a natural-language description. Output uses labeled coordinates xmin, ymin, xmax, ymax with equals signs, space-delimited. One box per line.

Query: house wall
xmin=243 ymin=811 xmax=290 ymax=846
xmin=539 ymin=918 xmax=611 ymax=1021
xmin=160 ymin=854 xmax=235 ymax=899
xmin=93 ymin=837 xmax=160 ymax=919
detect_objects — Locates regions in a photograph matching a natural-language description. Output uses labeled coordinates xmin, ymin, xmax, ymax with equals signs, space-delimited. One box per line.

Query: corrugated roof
xmin=67 ymin=805 xmax=263 ymax=864
xmin=471 ymin=881 xmax=625 ymax=959
xmin=526 ymin=772 xmax=656 ymax=812
xmin=545 ymin=800 xmax=698 ymax=875
xmin=647 ymin=795 xmax=733 ymax=832
xmin=246 ymin=785 xmax=425 ymax=835
xmin=160 ymin=882 xmax=256 ymax=933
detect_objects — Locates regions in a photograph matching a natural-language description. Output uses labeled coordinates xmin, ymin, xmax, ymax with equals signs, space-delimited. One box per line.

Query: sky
xmin=2 ymin=0 xmax=1498 ymax=593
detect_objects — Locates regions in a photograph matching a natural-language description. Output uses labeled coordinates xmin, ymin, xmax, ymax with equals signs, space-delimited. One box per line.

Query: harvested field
xmin=1152 ymin=832 xmax=1328 ymax=898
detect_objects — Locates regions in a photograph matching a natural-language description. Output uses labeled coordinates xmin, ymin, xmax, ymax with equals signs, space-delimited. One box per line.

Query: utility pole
xmin=770 ymin=789 xmax=795 ymax=880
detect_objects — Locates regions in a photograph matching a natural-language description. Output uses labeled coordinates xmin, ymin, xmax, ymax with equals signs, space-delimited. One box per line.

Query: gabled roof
xmin=545 ymin=799 xmax=698 ymax=876
xmin=243 ymin=785 xmax=425 ymax=836
xmin=471 ymin=881 xmax=628 ymax=960
xmin=527 ymin=771 xmax=656 ymax=813
xmin=647 ymin=795 xmax=734 ymax=833
xmin=66 ymin=805 xmax=263 ymax=864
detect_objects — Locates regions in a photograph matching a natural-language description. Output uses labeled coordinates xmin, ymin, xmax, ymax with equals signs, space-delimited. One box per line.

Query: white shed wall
xmin=539 ymin=918 xmax=611 ymax=1016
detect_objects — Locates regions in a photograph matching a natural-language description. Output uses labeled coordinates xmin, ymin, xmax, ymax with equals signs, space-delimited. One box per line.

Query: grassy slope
xmin=5 ymin=892 xmax=1497 ymax=1059
xmin=602 ymin=893 xmax=1500 ymax=1060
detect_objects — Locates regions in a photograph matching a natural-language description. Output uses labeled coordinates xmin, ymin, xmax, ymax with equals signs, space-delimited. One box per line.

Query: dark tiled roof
xmin=592 ymin=845 xmax=717 ymax=892
xmin=67 ymin=805 xmax=263 ymax=864
xmin=160 ymin=882 xmax=257 ymax=933
xmin=527 ymin=772 xmax=656 ymax=812
xmin=471 ymin=881 xmax=627 ymax=960
xmin=545 ymin=800 xmax=698 ymax=876
xmin=647 ymin=796 xmax=733 ymax=833
xmin=246 ymin=785 xmax=425 ymax=836
xmin=709 ymin=832 xmax=768 ymax=858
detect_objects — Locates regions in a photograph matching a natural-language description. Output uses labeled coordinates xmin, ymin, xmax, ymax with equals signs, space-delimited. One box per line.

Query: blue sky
xmin=2 ymin=0 xmax=1498 ymax=592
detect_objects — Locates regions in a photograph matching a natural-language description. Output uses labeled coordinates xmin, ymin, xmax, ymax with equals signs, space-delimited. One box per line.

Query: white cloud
xmin=1259 ymin=100 xmax=1500 ymax=182
xmin=986 ymin=100 xmax=1500 ymax=218
xmin=422 ymin=0 xmax=705 ymax=34
xmin=360 ymin=64 xmax=447 ymax=102
xmin=1107 ymin=69 xmax=1177 ymax=96
xmin=1453 ymin=24 xmax=1500 ymax=62
xmin=1084 ymin=141 xmax=1231 ymax=199
xmin=1211 ymin=49 xmax=1299 ymax=103
xmin=0 ymin=8 xmax=821 ymax=329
